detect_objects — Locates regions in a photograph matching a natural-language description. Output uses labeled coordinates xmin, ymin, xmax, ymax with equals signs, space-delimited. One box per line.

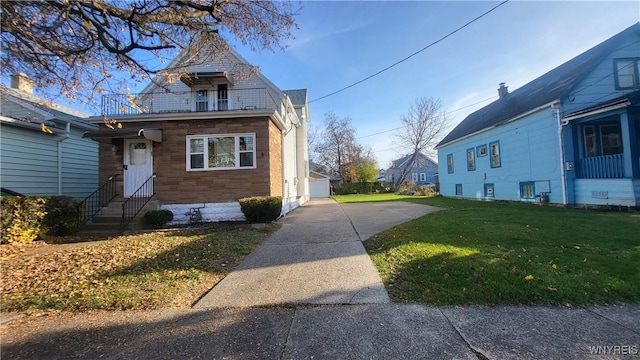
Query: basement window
xmin=484 ymin=183 xmax=494 ymax=197
xmin=520 ymin=182 xmax=535 ymax=199
xmin=455 ymin=184 xmax=462 ymax=196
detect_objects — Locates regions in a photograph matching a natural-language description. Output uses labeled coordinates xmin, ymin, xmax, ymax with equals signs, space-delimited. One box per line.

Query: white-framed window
xmin=412 ymin=173 xmax=418 ymax=182
xmin=420 ymin=173 xmax=426 ymax=182
xmin=195 ymin=90 xmax=209 ymax=112
xmin=614 ymin=58 xmax=638 ymax=89
xmin=186 ymin=133 xmax=256 ymax=171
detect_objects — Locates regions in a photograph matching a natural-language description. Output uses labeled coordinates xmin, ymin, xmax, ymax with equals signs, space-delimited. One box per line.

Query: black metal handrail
xmin=121 ymin=173 xmax=156 ymax=232
xmin=79 ymin=174 xmax=119 ymax=226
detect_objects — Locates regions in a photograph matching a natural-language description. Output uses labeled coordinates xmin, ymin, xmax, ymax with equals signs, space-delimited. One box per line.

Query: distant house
xmin=436 ymin=23 xmax=640 ymax=207
xmin=385 ymin=152 xmax=438 ymax=186
xmin=84 ymin=42 xmax=310 ymax=223
xmin=0 ymin=74 xmax=98 ymax=198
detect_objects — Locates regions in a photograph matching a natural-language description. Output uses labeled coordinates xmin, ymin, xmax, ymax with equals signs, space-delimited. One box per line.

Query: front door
xmin=124 ymin=139 xmax=153 ymax=197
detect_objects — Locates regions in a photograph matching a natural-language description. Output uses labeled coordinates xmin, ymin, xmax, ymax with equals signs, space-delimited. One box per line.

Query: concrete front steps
xmin=78 ymin=199 xmax=160 ymax=236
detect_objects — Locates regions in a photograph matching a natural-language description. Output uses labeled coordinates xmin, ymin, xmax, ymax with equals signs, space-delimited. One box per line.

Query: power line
xmin=356 ymin=95 xmax=498 ymax=139
xmin=309 ymin=0 xmax=510 ymax=104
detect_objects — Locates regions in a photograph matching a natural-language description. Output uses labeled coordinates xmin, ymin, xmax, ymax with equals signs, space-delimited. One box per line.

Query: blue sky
xmin=233 ymin=0 xmax=640 ymax=168
xmin=23 ymin=1 xmax=640 ymax=169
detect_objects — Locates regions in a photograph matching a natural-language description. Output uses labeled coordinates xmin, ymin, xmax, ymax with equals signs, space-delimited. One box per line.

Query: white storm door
xmin=124 ymin=139 xmax=153 ymax=197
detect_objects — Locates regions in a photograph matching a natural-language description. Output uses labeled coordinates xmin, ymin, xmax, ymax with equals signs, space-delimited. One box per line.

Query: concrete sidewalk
xmin=2 ymin=304 xmax=638 ymax=359
xmin=194 ymin=198 xmax=441 ymax=308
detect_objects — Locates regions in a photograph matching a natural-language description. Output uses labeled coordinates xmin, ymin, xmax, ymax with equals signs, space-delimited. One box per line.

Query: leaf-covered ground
xmin=1 ymin=225 xmax=277 ymax=312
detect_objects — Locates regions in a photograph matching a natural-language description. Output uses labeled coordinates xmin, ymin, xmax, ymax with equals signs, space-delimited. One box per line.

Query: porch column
xmin=620 ymin=112 xmax=634 ymax=178
xmin=628 ymin=113 xmax=639 ymax=178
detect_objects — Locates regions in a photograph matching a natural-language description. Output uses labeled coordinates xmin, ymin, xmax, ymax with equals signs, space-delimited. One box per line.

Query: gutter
xmin=562 ymin=100 xmax=630 ymax=123
xmin=88 ymin=109 xmax=278 ymax=124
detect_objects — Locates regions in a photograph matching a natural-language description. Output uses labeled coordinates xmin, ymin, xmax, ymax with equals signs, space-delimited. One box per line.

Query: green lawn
xmin=349 ymin=195 xmax=640 ymax=306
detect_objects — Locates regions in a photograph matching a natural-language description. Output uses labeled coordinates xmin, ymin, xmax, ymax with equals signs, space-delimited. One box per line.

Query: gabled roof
xmin=283 ymin=89 xmax=308 ymax=107
xmin=437 ymin=22 xmax=640 ymax=148
xmin=388 ymin=152 xmax=438 ymax=170
xmin=0 ymin=85 xmax=96 ymax=130
xmin=141 ymin=40 xmax=284 ymax=99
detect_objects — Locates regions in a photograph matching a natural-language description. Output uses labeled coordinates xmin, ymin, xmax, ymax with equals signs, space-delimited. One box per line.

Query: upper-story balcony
xmin=101 ymin=88 xmax=279 ymax=117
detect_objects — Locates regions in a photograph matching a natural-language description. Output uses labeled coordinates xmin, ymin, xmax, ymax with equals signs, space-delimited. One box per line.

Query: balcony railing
xmin=102 ymin=88 xmax=278 ymax=116
xmin=577 ymin=154 xmax=625 ymax=179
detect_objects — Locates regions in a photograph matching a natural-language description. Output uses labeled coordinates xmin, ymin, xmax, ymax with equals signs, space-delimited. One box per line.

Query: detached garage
xmin=309 ymin=171 xmax=330 ymax=198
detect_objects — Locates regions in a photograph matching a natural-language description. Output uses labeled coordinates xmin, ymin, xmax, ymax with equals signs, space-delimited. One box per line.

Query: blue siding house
xmin=0 ymin=74 xmax=99 ymax=198
xmin=385 ymin=152 xmax=438 ymax=185
xmin=436 ymin=23 xmax=640 ymax=207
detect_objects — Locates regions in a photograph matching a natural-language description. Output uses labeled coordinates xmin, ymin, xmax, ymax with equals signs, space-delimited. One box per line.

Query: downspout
xmin=281 ymin=128 xmax=288 ymax=217
xmin=553 ymin=103 xmax=568 ymax=205
xmin=57 ymin=122 xmax=71 ymax=195
xmin=280 ymin=104 xmax=289 ymax=218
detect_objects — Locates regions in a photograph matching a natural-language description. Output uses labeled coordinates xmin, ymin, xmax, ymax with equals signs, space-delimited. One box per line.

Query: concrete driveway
xmin=194 ymin=198 xmax=441 ymax=308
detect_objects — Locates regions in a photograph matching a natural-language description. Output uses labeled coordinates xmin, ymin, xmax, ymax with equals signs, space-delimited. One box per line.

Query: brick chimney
xmin=11 ymin=73 xmax=34 ymax=94
xmin=497 ymin=82 xmax=508 ymax=99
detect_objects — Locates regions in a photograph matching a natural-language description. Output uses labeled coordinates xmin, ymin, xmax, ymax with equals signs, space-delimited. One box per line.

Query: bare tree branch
xmin=1 ymin=0 xmax=299 ymax=106
xmin=393 ymin=97 xmax=450 ymax=188
xmin=314 ymin=113 xmax=376 ymax=183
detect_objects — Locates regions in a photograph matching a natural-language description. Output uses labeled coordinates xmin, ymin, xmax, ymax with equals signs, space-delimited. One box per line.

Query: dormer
xmin=179 ymin=72 xmax=235 ymax=112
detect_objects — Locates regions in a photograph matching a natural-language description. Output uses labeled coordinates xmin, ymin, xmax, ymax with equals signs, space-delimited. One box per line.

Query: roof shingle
xmin=437 ymin=22 xmax=640 ymax=147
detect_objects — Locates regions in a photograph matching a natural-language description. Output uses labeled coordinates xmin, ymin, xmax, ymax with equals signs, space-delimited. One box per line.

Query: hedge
xmin=238 ymin=196 xmax=282 ymax=223
xmin=144 ymin=209 xmax=174 ymax=227
xmin=0 ymin=196 xmax=83 ymax=244
xmin=333 ymin=182 xmax=395 ymax=195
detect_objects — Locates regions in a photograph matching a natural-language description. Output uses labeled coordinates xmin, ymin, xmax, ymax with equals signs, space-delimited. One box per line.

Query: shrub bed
xmin=144 ymin=209 xmax=174 ymax=227
xmin=238 ymin=196 xmax=282 ymax=223
xmin=333 ymin=182 xmax=394 ymax=195
xmin=1 ymin=196 xmax=83 ymax=244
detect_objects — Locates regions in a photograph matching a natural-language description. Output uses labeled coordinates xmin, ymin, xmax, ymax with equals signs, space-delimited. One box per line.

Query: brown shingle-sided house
xmin=85 ymin=44 xmax=310 ymax=224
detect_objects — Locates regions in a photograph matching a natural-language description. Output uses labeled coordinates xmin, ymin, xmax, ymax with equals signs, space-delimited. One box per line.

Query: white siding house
xmin=85 ymin=43 xmax=310 ymax=224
